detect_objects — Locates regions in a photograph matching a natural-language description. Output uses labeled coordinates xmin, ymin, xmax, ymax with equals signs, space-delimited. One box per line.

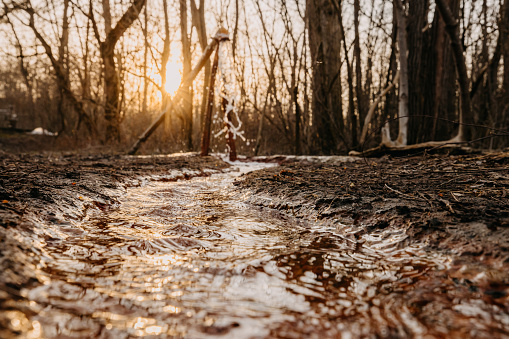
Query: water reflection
xmin=11 ymin=163 xmax=509 ymax=338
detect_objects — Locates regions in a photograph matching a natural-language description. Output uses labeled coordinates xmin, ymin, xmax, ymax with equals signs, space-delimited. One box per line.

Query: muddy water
xmin=16 ymin=163 xmax=509 ymax=338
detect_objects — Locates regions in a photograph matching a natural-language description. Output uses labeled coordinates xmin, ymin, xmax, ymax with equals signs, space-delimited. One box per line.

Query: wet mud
xmin=1 ymin=151 xmax=508 ymax=338
xmin=235 ymin=153 xmax=509 ymax=337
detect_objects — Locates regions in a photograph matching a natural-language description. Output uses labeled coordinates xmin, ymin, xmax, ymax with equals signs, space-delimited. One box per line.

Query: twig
xmin=384 ymin=184 xmax=427 ymax=202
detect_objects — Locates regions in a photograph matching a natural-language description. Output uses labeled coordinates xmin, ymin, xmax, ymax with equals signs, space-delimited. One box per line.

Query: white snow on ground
xmin=29 ymin=127 xmax=57 ymax=136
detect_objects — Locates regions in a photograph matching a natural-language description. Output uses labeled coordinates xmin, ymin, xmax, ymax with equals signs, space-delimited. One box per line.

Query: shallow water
xmin=12 ymin=162 xmax=509 ymax=338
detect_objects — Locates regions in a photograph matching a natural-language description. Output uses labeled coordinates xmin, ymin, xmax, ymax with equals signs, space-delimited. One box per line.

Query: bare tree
xmin=90 ymin=0 xmax=147 ymax=141
xmin=19 ymin=1 xmax=96 ymax=134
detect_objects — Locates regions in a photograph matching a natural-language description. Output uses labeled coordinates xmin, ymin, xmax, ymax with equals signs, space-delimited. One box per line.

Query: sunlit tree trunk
xmin=98 ymin=0 xmax=147 ymax=142
xmin=190 ymin=0 xmax=208 ymax=138
xmin=142 ymin=3 xmax=148 ymax=116
xmin=344 ymin=47 xmax=356 ymax=148
xmin=161 ymin=0 xmax=172 ymax=133
xmin=232 ymin=0 xmax=239 ymax=61
xmin=180 ymin=0 xmax=194 ymax=151
xmin=57 ymin=0 xmax=70 ymax=134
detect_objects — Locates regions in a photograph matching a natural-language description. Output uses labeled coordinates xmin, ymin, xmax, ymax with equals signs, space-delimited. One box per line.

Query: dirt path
xmin=1 ymin=150 xmax=508 ymax=337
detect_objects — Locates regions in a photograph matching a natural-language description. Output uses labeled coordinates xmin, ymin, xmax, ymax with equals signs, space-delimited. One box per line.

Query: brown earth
xmin=236 ymin=153 xmax=509 ymax=260
xmin=234 ymin=152 xmax=509 ymax=300
xmin=1 ymin=138 xmax=508 ymax=337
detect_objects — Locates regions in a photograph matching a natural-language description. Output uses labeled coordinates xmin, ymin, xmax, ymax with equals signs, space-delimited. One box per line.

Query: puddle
xmin=10 ymin=162 xmax=509 ymax=338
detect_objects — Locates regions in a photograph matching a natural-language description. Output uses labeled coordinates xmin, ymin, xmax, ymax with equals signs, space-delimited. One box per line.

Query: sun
xmin=164 ymin=51 xmax=182 ymax=96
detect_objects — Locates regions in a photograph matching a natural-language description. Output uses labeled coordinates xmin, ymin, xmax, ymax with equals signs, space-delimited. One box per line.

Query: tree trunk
xmin=102 ymin=0 xmax=112 ymax=34
xmin=56 ymin=0 xmax=70 ymax=134
xmin=307 ymin=0 xmax=343 ymax=154
xmin=232 ymin=0 xmax=239 ymax=61
xmin=406 ymin=0 xmax=431 ymax=144
xmin=294 ymin=85 xmax=301 ymax=155
xmin=353 ymin=0 xmax=365 ymax=136
xmin=180 ymin=0 xmax=194 ymax=151
xmin=435 ymin=0 xmax=472 ymax=142
xmin=503 ymin=0 xmax=509 ymax=94
xmin=161 ymin=0 xmax=172 ymax=132
xmin=190 ymin=0 xmax=209 ymax=140
xmin=99 ymin=0 xmax=147 ymax=142
xmin=200 ymin=48 xmax=219 ymax=156
xmin=429 ymin=0 xmax=458 ymax=141
xmin=142 ymin=3 xmax=148 ymax=116
xmin=394 ymin=0 xmax=409 ymax=146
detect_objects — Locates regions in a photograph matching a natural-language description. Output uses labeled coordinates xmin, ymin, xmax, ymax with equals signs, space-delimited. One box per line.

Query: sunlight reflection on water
xmin=8 ymin=161 xmax=508 ymax=338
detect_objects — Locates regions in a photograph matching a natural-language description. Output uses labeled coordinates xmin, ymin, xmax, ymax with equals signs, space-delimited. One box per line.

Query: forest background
xmin=0 ymin=0 xmax=508 ymax=155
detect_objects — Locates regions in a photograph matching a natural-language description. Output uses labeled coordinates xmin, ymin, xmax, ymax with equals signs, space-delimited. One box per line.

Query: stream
xmin=15 ymin=162 xmax=508 ymax=338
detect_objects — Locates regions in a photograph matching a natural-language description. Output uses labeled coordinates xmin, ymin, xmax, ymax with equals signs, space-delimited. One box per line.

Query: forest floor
xmin=236 ymin=151 xmax=509 ymax=273
xmin=1 ymin=135 xmax=508 ymax=336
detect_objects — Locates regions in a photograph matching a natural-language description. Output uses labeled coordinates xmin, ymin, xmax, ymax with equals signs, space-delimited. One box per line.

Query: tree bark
xmin=102 ymin=0 xmax=112 ymax=34
xmin=502 ymin=0 xmax=509 ymax=94
xmin=161 ymin=0 xmax=172 ymax=132
xmin=142 ymin=3 xmax=148 ymax=116
xmin=394 ymin=0 xmax=409 ymax=146
xmin=180 ymin=0 xmax=194 ymax=151
xmin=56 ymin=0 xmax=70 ymax=133
xmin=307 ymin=0 xmax=343 ymax=154
xmin=200 ymin=47 xmax=219 ymax=156
xmin=428 ymin=0 xmax=458 ymax=141
xmin=353 ymin=0 xmax=365 ymax=136
xmin=190 ymin=0 xmax=209 ymax=140
xmin=294 ymin=85 xmax=301 ymax=155
xmin=406 ymin=0 xmax=431 ymax=143
xmin=435 ymin=0 xmax=472 ymax=142
xmin=99 ymin=0 xmax=146 ymax=142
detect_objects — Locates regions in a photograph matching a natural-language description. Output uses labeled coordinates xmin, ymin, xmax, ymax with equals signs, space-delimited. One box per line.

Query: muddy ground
xmin=0 ymin=141 xmax=508 ymax=337
xmin=0 ymin=150 xmax=230 ymax=337
xmin=236 ymin=153 xmax=509 ymax=265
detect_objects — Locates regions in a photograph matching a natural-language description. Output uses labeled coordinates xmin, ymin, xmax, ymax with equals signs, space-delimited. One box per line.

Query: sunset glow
xmin=164 ymin=53 xmax=182 ymax=96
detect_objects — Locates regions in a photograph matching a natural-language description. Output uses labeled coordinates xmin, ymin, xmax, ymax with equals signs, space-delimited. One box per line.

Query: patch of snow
xmin=29 ymin=127 xmax=57 ymax=136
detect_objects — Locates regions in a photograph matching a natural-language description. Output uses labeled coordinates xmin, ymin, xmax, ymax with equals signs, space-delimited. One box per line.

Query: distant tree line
xmin=0 ymin=0 xmax=507 ymax=154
